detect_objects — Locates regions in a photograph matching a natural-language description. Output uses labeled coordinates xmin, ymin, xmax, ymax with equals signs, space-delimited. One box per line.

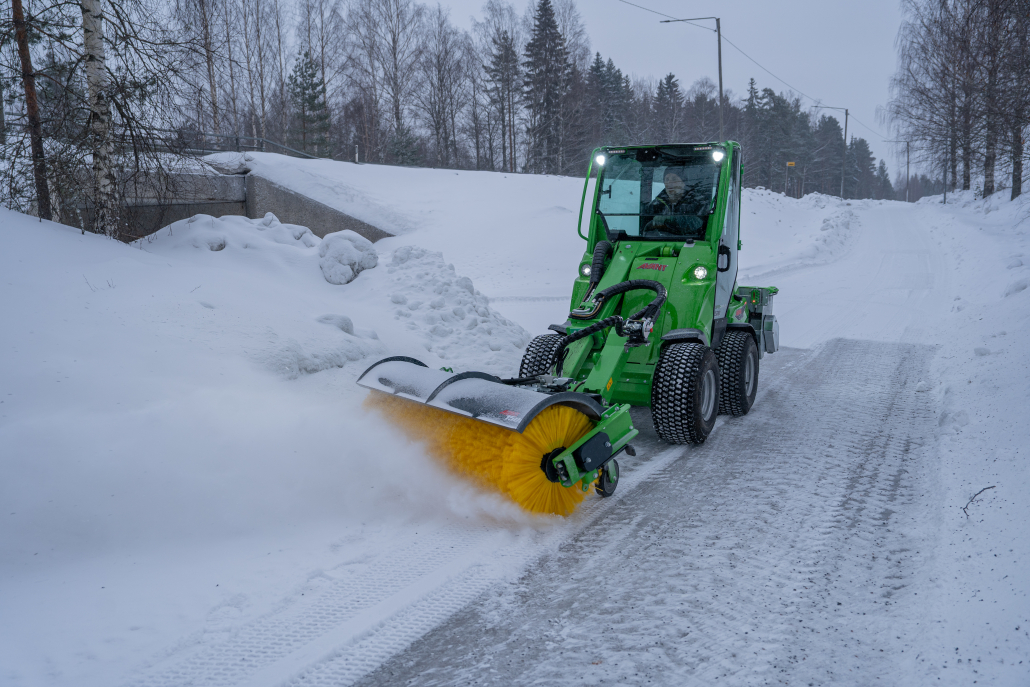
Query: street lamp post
xmin=660 ymin=16 xmax=723 ymax=141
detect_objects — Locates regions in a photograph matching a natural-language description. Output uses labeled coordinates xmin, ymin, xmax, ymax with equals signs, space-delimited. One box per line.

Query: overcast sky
xmin=442 ymin=0 xmax=913 ymax=181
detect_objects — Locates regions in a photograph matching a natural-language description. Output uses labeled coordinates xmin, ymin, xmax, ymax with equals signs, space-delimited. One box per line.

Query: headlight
xmin=595 ymin=154 xmax=606 ymax=166
xmin=693 ymin=265 xmax=708 ymax=280
xmin=712 ymin=150 xmax=725 ymax=162
xmin=581 ymin=264 xmax=592 ymax=277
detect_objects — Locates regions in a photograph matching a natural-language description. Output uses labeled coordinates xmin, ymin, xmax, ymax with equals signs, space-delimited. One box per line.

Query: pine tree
xmin=523 ymin=0 xmax=571 ymax=174
xmin=288 ymin=51 xmax=330 ymax=156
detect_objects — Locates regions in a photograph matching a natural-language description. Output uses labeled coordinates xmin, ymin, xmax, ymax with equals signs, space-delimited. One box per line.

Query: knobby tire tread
xmin=714 ymin=330 xmax=759 ymax=416
xmin=651 ymin=343 xmax=717 ymax=445
xmin=520 ymin=334 xmax=563 ymax=377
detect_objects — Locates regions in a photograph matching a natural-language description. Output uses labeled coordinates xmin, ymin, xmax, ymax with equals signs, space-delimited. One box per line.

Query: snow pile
xmin=141 ymin=212 xmax=386 ymax=379
xmin=737 ymin=188 xmax=853 ymax=281
xmin=319 ymin=229 xmax=378 ymax=285
xmin=811 ymin=207 xmax=858 ymax=258
xmin=160 ymin=211 xmax=320 ymax=251
xmin=204 ymin=152 xmax=589 ymax=336
xmin=383 ymin=245 xmax=530 ymax=364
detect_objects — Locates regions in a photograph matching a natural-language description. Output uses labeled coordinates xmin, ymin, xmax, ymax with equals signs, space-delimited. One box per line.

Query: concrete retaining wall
xmin=114 ymin=170 xmax=391 ymax=244
xmin=244 ymin=175 xmax=391 ymax=242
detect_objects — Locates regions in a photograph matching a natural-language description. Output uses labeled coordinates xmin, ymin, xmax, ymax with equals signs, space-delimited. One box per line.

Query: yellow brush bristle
xmin=500 ymin=406 xmax=593 ymax=516
xmin=364 ymin=392 xmax=593 ymax=516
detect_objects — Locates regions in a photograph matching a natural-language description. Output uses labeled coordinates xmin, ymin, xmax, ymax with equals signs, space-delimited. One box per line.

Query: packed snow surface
xmin=1 ymin=155 xmax=1028 ymax=686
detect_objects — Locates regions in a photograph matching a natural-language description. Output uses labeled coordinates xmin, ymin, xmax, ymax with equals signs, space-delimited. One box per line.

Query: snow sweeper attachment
xmin=358 ymin=357 xmax=638 ymax=516
xmin=359 ymin=141 xmax=780 ymax=517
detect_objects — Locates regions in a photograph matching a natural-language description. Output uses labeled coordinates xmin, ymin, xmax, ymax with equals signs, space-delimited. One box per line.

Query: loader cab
xmin=587 ymin=143 xmax=742 ymax=349
xmin=593 ymin=146 xmax=726 ymax=242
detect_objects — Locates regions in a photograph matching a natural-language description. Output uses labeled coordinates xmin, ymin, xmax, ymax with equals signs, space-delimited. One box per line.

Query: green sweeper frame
xmin=358 ymin=142 xmax=780 ymax=498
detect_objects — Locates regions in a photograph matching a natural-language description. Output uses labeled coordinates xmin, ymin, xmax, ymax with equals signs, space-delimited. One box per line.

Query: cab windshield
xmin=595 ymin=148 xmax=723 ymax=241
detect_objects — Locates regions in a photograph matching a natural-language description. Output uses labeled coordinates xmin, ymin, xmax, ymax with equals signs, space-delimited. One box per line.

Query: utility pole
xmin=841 ymin=108 xmax=848 ymax=199
xmin=661 ymin=16 xmax=724 ymax=141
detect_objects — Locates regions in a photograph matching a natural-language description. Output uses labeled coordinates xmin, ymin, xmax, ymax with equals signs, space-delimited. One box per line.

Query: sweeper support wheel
xmin=715 ymin=330 xmax=759 ymax=416
xmin=595 ymin=458 xmax=619 ymax=497
xmin=651 ymin=343 xmax=719 ymax=445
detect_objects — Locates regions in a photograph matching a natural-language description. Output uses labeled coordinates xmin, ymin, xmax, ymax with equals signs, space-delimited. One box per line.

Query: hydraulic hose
xmin=551 ymin=316 xmax=625 ymax=376
xmin=581 ymin=240 xmax=613 ymax=303
xmin=571 ymin=279 xmax=668 ymax=321
xmin=554 ymin=279 xmax=669 ymax=376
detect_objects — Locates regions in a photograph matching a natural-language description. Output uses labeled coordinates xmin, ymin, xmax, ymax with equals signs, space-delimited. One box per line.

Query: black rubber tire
xmin=651 ymin=343 xmax=720 ymax=445
xmin=519 ymin=334 xmax=563 ymax=377
xmin=595 ymin=459 xmax=619 ymax=497
xmin=714 ymin=330 xmax=760 ymax=416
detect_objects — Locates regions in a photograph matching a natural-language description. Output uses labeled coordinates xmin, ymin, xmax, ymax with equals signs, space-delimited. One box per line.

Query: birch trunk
xmin=81 ymin=0 xmax=117 ymax=235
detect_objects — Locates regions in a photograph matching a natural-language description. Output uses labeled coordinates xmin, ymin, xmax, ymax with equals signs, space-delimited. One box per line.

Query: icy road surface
xmin=355 ymin=340 xmax=937 ymax=686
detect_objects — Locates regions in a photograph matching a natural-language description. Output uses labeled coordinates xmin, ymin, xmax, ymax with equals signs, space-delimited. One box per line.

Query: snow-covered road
xmin=355 ymin=339 xmax=938 ymax=686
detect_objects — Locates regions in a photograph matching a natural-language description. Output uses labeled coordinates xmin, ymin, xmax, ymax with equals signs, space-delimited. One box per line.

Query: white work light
xmin=693 ymin=265 xmax=708 ymax=280
xmin=581 ymin=264 xmax=591 ymax=277
xmin=712 ymin=150 xmax=725 ymax=162
xmin=595 ymin=154 xmax=606 ymax=166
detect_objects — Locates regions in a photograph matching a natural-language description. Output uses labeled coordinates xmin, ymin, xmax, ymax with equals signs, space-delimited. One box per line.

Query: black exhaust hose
xmin=581 ymin=240 xmax=613 ymax=303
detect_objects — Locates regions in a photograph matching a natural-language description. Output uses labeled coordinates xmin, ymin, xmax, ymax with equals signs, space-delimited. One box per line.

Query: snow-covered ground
xmin=1 ymin=155 xmax=1027 ymax=686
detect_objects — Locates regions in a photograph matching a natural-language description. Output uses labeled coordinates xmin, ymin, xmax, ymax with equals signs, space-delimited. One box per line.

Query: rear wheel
xmin=519 ymin=334 xmax=563 ymax=377
xmin=651 ymin=343 xmax=719 ymax=445
xmin=715 ymin=330 xmax=760 ymax=416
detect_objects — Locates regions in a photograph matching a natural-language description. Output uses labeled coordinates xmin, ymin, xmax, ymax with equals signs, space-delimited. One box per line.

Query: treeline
xmin=887 ymin=0 xmax=1029 ymax=199
xmin=1 ymin=0 xmax=897 ymax=235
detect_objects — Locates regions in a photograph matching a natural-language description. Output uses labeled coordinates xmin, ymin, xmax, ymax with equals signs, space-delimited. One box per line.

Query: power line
xmin=615 ymin=2 xmax=715 ymax=33
xmin=616 ymin=0 xmax=890 ymax=140
xmin=718 ymin=34 xmax=819 ymax=105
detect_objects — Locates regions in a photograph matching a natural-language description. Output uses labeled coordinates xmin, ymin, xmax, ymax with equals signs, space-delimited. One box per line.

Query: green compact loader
xmin=358 ymin=142 xmax=779 ymax=511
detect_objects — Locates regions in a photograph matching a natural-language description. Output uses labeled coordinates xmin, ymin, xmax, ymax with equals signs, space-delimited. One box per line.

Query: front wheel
xmin=651 ymin=343 xmax=719 ymax=445
xmin=519 ymin=334 xmax=562 ymax=377
xmin=715 ymin=330 xmax=759 ymax=416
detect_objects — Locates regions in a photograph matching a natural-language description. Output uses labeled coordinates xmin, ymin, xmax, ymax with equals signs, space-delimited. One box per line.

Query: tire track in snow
xmin=124 ymin=428 xmax=685 ymax=687
xmin=353 ymin=339 xmax=938 ymax=686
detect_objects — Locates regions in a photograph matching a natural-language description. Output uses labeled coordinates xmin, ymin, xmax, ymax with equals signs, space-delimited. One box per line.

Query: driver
xmin=643 ymin=167 xmax=704 ymax=234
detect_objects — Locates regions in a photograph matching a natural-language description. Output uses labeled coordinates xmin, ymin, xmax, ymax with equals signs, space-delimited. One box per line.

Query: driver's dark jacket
xmin=643 ymin=190 xmax=703 ymax=233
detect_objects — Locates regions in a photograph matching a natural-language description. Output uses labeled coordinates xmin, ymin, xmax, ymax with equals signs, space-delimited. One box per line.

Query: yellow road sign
xmin=787 ymin=162 xmax=795 ymax=167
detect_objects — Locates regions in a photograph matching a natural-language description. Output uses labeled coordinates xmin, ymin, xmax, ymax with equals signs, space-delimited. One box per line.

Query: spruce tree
xmin=654 ymin=73 xmax=683 ymax=141
xmin=486 ymin=29 xmax=521 ymax=172
xmin=875 ymin=160 xmax=895 ymax=200
xmin=523 ymin=0 xmax=571 ymax=174
xmin=288 ymin=51 xmax=330 ymax=156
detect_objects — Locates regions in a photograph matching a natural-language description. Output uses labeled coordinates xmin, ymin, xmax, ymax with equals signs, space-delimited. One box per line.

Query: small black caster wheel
xmin=595 ymin=459 xmax=619 ymax=497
